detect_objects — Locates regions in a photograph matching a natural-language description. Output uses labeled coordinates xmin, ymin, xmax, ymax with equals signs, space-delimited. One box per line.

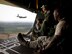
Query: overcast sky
xmin=0 ymin=4 xmax=36 ymax=23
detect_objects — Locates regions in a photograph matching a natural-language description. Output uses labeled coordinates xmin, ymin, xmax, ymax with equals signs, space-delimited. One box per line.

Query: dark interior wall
xmin=5 ymin=0 xmax=72 ymax=9
xmin=5 ymin=0 xmax=72 ymax=21
xmin=5 ymin=0 xmax=36 ymax=11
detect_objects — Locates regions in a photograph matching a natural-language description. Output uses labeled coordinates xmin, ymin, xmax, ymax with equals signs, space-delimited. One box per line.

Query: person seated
xmin=17 ymin=5 xmax=56 ymax=52
xmin=41 ymin=7 xmax=71 ymax=54
xmin=24 ymin=12 xmax=45 ymax=41
xmin=17 ymin=5 xmax=52 ymax=41
xmin=26 ymin=5 xmax=51 ymax=36
xmin=18 ymin=6 xmax=71 ymax=54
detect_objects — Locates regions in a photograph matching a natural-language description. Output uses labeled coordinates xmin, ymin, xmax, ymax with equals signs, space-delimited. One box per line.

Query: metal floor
xmin=0 ymin=37 xmax=35 ymax=54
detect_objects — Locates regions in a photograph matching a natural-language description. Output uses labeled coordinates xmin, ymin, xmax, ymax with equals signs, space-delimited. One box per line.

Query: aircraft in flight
xmin=17 ymin=14 xmax=27 ymax=18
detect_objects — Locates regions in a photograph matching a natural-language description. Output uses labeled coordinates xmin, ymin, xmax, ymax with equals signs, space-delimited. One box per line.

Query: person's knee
xmin=17 ymin=33 xmax=22 ymax=39
xmin=17 ymin=33 xmax=24 ymax=41
xmin=18 ymin=33 xmax=22 ymax=36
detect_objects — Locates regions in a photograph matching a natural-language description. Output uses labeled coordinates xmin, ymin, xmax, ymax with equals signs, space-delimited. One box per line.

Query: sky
xmin=0 ymin=4 xmax=36 ymax=23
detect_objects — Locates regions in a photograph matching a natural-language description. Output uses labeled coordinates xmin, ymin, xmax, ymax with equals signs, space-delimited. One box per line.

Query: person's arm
xmin=44 ymin=21 xmax=65 ymax=50
xmin=44 ymin=35 xmax=59 ymax=50
xmin=26 ymin=28 xmax=33 ymax=35
xmin=26 ymin=14 xmax=37 ymax=35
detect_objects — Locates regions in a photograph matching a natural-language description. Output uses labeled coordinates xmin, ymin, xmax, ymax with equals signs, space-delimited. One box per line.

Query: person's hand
xmin=40 ymin=41 xmax=48 ymax=51
xmin=25 ymin=33 xmax=28 ymax=35
xmin=22 ymin=34 xmax=28 ymax=36
xmin=41 ymin=38 xmax=51 ymax=51
xmin=44 ymin=43 xmax=50 ymax=50
xmin=40 ymin=44 xmax=49 ymax=52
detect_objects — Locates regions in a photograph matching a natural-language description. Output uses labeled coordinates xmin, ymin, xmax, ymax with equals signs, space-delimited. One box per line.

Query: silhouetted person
xmin=41 ymin=7 xmax=71 ymax=54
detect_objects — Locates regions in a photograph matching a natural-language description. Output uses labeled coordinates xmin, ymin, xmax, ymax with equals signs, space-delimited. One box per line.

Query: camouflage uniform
xmin=17 ymin=11 xmax=56 ymax=50
xmin=40 ymin=10 xmax=56 ymax=36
